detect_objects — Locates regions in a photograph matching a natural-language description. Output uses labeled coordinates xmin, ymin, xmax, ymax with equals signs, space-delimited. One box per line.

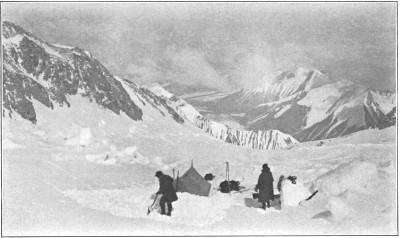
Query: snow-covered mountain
xmin=2 ymin=21 xmax=296 ymax=150
xmin=2 ymin=21 xmax=148 ymax=123
xmin=188 ymin=68 xmax=396 ymax=142
xmin=145 ymin=84 xmax=298 ymax=150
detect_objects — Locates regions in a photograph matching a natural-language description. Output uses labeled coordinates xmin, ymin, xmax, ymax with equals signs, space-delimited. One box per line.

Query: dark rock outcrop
xmin=3 ymin=21 xmax=143 ymax=123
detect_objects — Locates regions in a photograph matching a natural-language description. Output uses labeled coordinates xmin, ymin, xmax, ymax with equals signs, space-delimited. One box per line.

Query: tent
xmin=175 ymin=164 xmax=211 ymax=197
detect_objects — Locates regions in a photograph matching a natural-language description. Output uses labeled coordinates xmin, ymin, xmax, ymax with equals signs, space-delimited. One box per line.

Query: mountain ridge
xmin=145 ymin=83 xmax=298 ymax=150
xmin=186 ymin=68 xmax=396 ymax=142
xmin=2 ymin=21 xmax=296 ymax=150
xmin=3 ymin=21 xmax=144 ymax=123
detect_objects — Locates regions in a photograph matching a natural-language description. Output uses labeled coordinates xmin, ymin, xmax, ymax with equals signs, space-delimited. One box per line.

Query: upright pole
xmin=226 ymin=162 xmax=231 ymax=195
xmin=176 ymin=170 xmax=180 ymax=192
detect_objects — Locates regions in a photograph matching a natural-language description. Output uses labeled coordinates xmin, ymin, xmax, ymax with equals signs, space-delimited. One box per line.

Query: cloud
xmin=164 ymin=47 xmax=233 ymax=91
xmin=3 ymin=2 xmax=396 ymax=92
xmin=274 ymin=44 xmax=315 ymax=72
xmin=121 ymin=47 xmax=234 ymax=91
xmin=124 ymin=59 xmax=162 ymax=85
xmin=230 ymin=53 xmax=276 ymax=89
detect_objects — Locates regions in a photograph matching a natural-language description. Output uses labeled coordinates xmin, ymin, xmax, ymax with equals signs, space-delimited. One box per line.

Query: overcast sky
xmin=2 ymin=2 xmax=397 ymax=91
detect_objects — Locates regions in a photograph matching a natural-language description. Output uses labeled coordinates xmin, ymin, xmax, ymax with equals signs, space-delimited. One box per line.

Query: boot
xmin=261 ymin=202 xmax=266 ymax=210
xmin=167 ymin=203 xmax=172 ymax=216
xmin=160 ymin=203 xmax=166 ymax=215
xmin=266 ymin=200 xmax=271 ymax=208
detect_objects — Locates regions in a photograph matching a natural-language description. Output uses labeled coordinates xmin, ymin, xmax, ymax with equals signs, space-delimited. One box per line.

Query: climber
xmin=155 ymin=171 xmax=178 ymax=216
xmin=255 ymin=163 xmax=274 ymax=209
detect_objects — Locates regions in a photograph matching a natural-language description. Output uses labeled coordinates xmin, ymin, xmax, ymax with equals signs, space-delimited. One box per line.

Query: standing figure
xmin=155 ymin=171 xmax=178 ymax=216
xmin=255 ymin=164 xmax=274 ymax=209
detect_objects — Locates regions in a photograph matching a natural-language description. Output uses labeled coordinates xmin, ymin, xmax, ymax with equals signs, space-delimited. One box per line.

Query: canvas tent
xmin=175 ymin=164 xmax=211 ymax=197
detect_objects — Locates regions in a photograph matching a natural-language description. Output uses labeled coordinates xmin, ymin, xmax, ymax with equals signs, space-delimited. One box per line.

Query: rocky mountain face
xmin=2 ymin=21 xmax=296 ymax=150
xmin=146 ymin=84 xmax=298 ymax=150
xmin=2 ymin=21 xmax=186 ymax=125
xmin=2 ymin=21 xmax=146 ymax=123
xmin=187 ymin=68 xmax=396 ymax=142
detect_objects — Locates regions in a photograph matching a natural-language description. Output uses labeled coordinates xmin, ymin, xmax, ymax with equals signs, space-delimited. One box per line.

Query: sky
xmin=2 ymin=2 xmax=397 ymax=92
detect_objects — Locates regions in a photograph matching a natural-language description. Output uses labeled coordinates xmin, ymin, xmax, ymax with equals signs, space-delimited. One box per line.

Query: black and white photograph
xmin=1 ymin=2 xmax=397 ymax=236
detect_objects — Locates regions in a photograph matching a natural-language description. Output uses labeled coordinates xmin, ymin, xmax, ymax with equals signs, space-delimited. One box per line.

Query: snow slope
xmin=3 ymin=101 xmax=397 ymax=235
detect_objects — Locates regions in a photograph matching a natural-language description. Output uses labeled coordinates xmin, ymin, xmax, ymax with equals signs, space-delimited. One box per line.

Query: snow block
xmin=314 ymin=160 xmax=378 ymax=196
xmin=281 ymin=179 xmax=311 ymax=207
xmin=327 ymin=196 xmax=355 ymax=219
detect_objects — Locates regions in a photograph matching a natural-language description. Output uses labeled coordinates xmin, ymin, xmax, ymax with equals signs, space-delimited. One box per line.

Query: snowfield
xmin=2 ymin=95 xmax=397 ymax=236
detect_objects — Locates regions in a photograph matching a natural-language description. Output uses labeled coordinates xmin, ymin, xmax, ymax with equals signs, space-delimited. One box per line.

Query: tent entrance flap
xmin=175 ymin=166 xmax=211 ymax=197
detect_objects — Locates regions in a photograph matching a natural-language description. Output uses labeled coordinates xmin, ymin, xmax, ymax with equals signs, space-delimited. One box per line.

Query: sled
xmin=231 ymin=186 xmax=250 ymax=194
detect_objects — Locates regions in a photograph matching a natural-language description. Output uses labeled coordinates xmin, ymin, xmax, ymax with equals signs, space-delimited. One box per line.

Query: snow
xmin=115 ymin=76 xmax=180 ymax=123
xmin=295 ymin=67 xmax=312 ymax=77
xmin=280 ymin=179 xmax=311 ymax=207
xmin=297 ymin=83 xmax=341 ymax=128
xmin=327 ymin=196 xmax=355 ymax=219
xmin=2 ymin=34 xmax=24 ymax=48
xmin=274 ymin=104 xmax=291 ymax=118
xmin=85 ymin=154 xmax=119 ymax=165
xmin=329 ymin=127 xmax=396 ymax=144
xmin=297 ymin=148 xmax=397 ymax=228
xmin=145 ymin=83 xmax=203 ymax=123
xmin=183 ymin=91 xmax=235 ymax=102
xmin=84 ymin=50 xmax=92 ymax=58
xmin=248 ymin=93 xmax=300 ymax=124
xmin=176 ymin=102 xmax=203 ymax=122
xmin=3 ymin=30 xmax=78 ymax=63
xmin=143 ymin=85 xmax=296 ymax=149
xmin=41 ymin=41 xmax=66 ymax=59
xmin=209 ymin=117 xmax=246 ymax=130
xmin=63 ymin=188 xmax=235 ymax=228
xmin=230 ymin=113 xmax=246 ymax=117
xmin=368 ymin=90 xmax=396 ymax=114
xmin=123 ymin=146 xmax=137 ymax=155
xmin=3 ymin=138 xmax=24 ymax=149
xmin=180 ymin=90 xmax=218 ymax=99
xmin=315 ymin=160 xmax=378 ymax=196
xmin=53 ymin=43 xmax=74 ymax=49
xmin=2 ymin=91 xmax=397 ymax=235
xmin=65 ymin=127 xmax=92 ymax=146
xmin=144 ymin=83 xmax=174 ymax=99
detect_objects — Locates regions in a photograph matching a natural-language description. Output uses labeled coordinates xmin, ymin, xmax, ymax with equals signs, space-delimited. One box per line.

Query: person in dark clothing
xmin=255 ymin=164 xmax=274 ymax=209
xmin=155 ymin=171 xmax=178 ymax=216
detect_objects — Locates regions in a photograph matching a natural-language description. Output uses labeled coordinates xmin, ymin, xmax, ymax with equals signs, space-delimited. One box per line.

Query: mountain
xmin=2 ymin=21 xmax=147 ymax=123
xmin=187 ymin=68 xmax=396 ymax=142
xmin=2 ymin=21 xmax=296 ymax=150
xmin=145 ymin=84 xmax=298 ymax=150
